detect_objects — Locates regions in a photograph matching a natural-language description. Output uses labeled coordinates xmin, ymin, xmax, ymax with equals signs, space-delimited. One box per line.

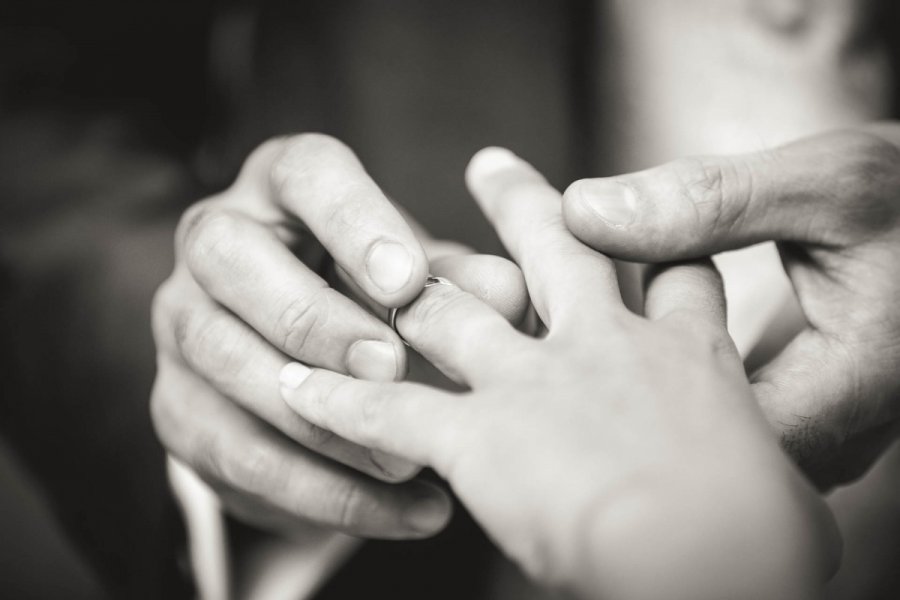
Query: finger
xmin=178 ymin=208 xmax=405 ymax=382
xmin=466 ymin=147 xmax=622 ymax=329
xmin=280 ymin=364 xmax=464 ymax=475
xmin=151 ymin=361 xmax=452 ymax=538
xmin=643 ymin=259 xmax=727 ymax=329
xmin=262 ymin=134 xmax=429 ymax=306
xmin=157 ymin=282 xmax=419 ymax=482
xmin=563 ymin=128 xmax=900 ymax=262
xmin=429 ymin=254 xmax=530 ymax=327
xmin=336 ymin=253 xmax=530 ymax=330
xmin=394 ymin=277 xmax=529 ymax=386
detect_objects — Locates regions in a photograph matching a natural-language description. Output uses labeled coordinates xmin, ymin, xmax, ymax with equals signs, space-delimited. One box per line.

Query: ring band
xmin=389 ymin=275 xmax=453 ymax=346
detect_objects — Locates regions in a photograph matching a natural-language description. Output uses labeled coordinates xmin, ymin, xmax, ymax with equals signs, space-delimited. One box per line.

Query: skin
xmin=562 ymin=123 xmax=900 ymax=490
xmin=150 ymin=133 xmax=527 ymax=539
xmin=279 ymin=148 xmax=840 ymax=599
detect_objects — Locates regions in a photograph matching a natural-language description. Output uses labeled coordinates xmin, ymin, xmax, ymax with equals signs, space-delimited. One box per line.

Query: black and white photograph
xmin=2 ymin=1 xmax=900 ymax=598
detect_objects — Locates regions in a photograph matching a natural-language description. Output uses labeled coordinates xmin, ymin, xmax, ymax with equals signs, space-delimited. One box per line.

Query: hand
xmin=151 ymin=133 xmax=524 ymax=538
xmin=279 ymin=149 xmax=838 ymax=599
xmin=562 ymin=123 xmax=900 ymax=489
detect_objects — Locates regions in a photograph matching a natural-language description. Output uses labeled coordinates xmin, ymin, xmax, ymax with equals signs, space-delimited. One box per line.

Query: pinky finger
xmin=280 ymin=364 xmax=463 ymax=473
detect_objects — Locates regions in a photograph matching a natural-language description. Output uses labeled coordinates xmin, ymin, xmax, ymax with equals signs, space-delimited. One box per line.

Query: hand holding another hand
xmin=280 ymin=149 xmax=838 ymax=599
xmin=563 ymin=124 xmax=900 ymax=488
xmin=151 ymin=134 xmax=526 ymax=539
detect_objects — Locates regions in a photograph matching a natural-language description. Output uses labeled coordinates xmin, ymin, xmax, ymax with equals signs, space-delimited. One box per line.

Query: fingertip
xmin=364 ymin=238 xmax=429 ymax=307
xmin=465 ymin=146 xmax=521 ymax=185
xmin=405 ymin=481 xmax=453 ymax=536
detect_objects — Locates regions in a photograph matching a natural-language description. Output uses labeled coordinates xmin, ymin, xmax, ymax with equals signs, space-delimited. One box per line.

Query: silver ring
xmin=389 ymin=275 xmax=453 ymax=346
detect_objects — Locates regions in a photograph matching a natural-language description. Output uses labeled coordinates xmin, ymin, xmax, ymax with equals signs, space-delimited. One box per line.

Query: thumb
xmin=562 ymin=129 xmax=900 ymax=262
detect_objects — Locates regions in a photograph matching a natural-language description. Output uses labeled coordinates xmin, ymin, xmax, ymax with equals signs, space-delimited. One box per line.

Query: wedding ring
xmin=389 ymin=275 xmax=453 ymax=346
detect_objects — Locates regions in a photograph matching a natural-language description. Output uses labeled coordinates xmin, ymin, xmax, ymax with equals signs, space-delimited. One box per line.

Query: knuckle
xmin=176 ymin=200 xmax=215 ymax=256
xmin=832 ymin=130 xmax=900 ymax=183
xmin=332 ymin=480 xmax=366 ymax=530
xmin=176 ymin=309 xmax=253 ymax=378
xmin=191 ymin=433 xmax=227 ymax=483
xmin=662 ymin=312 xmax=732 ymax=359
xmin=827 ymin=130 xmax=900 ymax=233
xmin=689 ymin=318 xmax=731 ymax=354
xmin=226 ymin=444 xmax=290 ymax=496
xmin=180 ymin=205 xmax=244 ymax=275
xmin=269 ymin=132 xmax=346 ymax=199
xmin=151 ymin=277 xmax=180 ymax=348
xmin=323 ymin=183 xmax=372 ymax=232
xmin=149 ymin=378 xmax=180 ymax=450
xmin=302 ymin=421 xmax=337 ymax=449
xmin=669 ymin=156 xmax=750 ymax=239
xmin=276 ymin=286 xmax=331 ymax=357
xmin=404 ymin=287 xmax=469 ymax=342
xmin=356 ymin=391 xmax=387 ymax=446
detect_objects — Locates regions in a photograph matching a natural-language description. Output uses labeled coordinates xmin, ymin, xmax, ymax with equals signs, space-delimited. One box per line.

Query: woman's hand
xmin=562 ymin=123 xmax=900 ymax=489
xmin=279 ymin=149 xmax=839 ymax=598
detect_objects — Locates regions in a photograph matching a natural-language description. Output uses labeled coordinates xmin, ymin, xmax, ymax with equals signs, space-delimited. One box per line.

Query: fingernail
xmin=347 ymin=340 xmax=399 ymax=382
xmin=406 ymin=489 xmax=451 ymax=534
xmin=367 ymin=241 xmax=414 ymax=294
xmin=279 ymin=362 xmax=311 ymax=391
xmin=370 ymin=449 xmax=421 ymax=481
xmin=573 ymin=179 xmax=636 ymax=228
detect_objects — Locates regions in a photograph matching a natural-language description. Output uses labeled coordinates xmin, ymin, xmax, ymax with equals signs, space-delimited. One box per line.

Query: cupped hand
xmin=279 ymin=149 xmax=838 ymax=599
xmin=151 ymin=133 xmax=524 ymax=538
xmin=563 ymin=123 xmax=900 ymax=489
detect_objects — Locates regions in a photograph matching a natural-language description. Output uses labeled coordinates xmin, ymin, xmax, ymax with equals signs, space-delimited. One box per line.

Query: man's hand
xmin=562 ymin=123 xmax=900 ymax=488
xmin=152 ymin=133 xmax=452 ymax=538
xmin=279 ymin=149 xmax=839 ymax=599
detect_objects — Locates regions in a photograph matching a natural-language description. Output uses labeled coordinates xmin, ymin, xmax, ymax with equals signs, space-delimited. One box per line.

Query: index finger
xmin=466 ymin=147 xmax=623 ymax=329
xmin=256 ymin=134 xmax=430 ymax=307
